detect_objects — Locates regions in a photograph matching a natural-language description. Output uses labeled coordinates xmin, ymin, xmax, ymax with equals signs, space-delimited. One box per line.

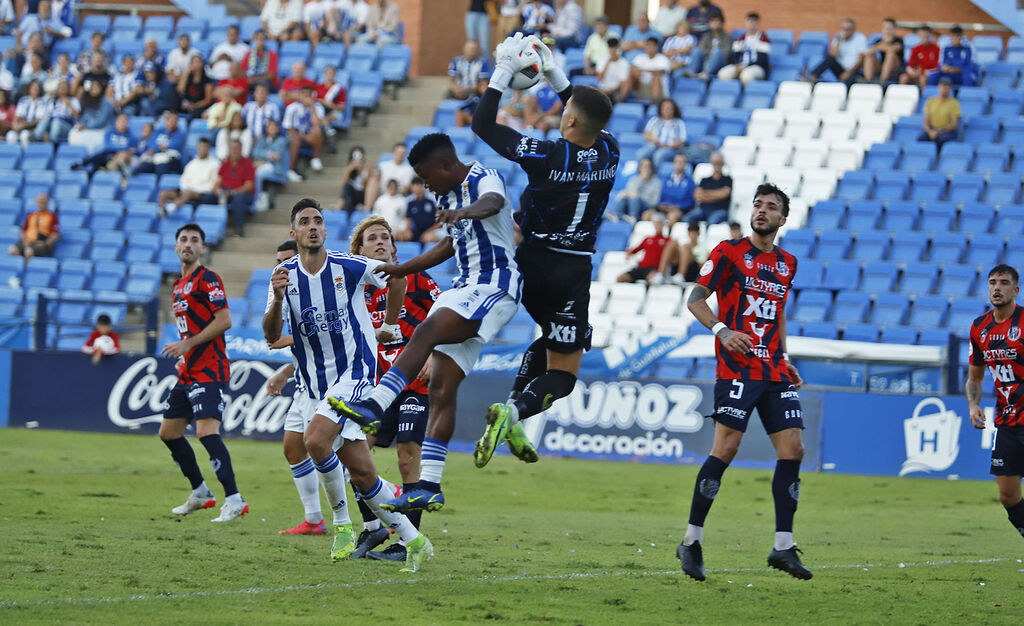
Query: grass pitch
xmin=1 ymin=429 xmax=1022 ymax=624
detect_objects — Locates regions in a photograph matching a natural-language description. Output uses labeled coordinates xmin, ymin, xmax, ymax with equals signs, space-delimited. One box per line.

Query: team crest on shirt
xmin=776 ymin=260 xmax=789 ymax=277
xmin=184 ymin=281 xmax=193 ymax=292
xmin=743 ymin=254 xmax=754 ymax=269
xmin=334 ymin=276 xmax=346 ymax=292
xmin=1009 ymin=327 xmax=1021 ymax=341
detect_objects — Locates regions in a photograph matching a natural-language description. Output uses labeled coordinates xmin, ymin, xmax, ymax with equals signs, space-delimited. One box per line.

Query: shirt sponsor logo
xmin=699 ymin=259 xmax=713 ymax=276
xmin=298 ymin=306 xmax=350 ymax=336
xmin=744 ymin=275 xmax=787 ymax=297
xmin=548 ymin=323 xmax=577 ymax=345
xmin=576 ymin=147 xmax=599 ymax=163
xmin=718 ymin=406 xmax=748 ymax=419
xmin=984 ymin=348 xmax=1018 ymax=361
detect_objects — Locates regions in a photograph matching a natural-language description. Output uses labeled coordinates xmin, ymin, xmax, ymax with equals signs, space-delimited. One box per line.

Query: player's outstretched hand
xmin=718 ymin=328 xmax=754 ymax=354
xmin=271 ymin=266 xmax=292 ymax=299
xmin=435 ymin=208 xmax=465 ymax=225
xmin=969 ymin=404 xmax=986 ymax=429
xmin=525 ymin=34 xmax=554 ymax=71
xmin=786 ymin=361 xmax=803 ymax=389
xmin=161 ymin=338 xmax=193 ymax=359
xmin=494 ymin=32 xmax=527 ymax=70
xmin=373 ymin=263 xmax=406 ymax=281
xmin=265 ymin=370 xmax=288 ymax=396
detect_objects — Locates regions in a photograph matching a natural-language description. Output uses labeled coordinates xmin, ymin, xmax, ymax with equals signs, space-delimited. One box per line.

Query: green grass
xmin=1 ymin=429 xmax=1022 ymax=624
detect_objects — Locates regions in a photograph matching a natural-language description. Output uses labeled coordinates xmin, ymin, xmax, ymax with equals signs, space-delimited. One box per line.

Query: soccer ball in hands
xmin=508 ymin=43 xmax=543 ymax=91
xmin=93 ymin=335 xmax=117 ymax=355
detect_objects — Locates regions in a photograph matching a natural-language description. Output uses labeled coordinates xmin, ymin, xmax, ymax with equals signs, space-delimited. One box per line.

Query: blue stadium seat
xmin=909 ymin=295 xmax=949 ymax=328
xmin=791 ymin=258 xmax=823 ymax=289
xmin=349 ymin=71 xmax=384 ymax=109
xmin=963 ymin=117 xmax=999 ymax=144
xmin=973 ymin=144 xmax=1010 ymax=174
xmin=81 ymin=14 xmax=111 ymax=35
xmin=864 ymin=143 xmax=900 ymax=172
xmin=836 ymin=170 xmax=873 ymax=201
xmin=0 ymin=256 xmax=23 ymax=285
xmin=822 ymin=259 xmax=860 ymax=290
xmin=832 ymin=291 xmax=871 ymax=323
xmin=995 ymin=205 xmax=1024 ymax=234
xmin=347 ymin=42 xmax=380 ymax=69
xmin=959 ymin=203 xmax=994 ymax=234
xmin=929 ymin=231 xmax=967 ymax=263
xmin=936 ymin=142 xmax=973 ymax=175
xmin=815 ymin=231 xmax=852 ymax=260
xmin=55 ymin=300 xmax=91 ymax=325
xmin=843 ymin=322 xmax=880 ymax=342
xmin=965 ymin=233 xmax=1005 ymax=267
xmin=671 ymin=78 xmax=707 ymax=107
xmin=915 ymin=329 xmax=951 ymax=347
xmin=850 ymin=231 xmax=888 ymax=262
xmin=22 ymin=257 xmax=57 ymax=289
xmin=918 ymin=201 xmax=956 ymax=232
xmin=808 ymin=200 xmax=844 ymax=231
xmin=112 ymin=14 xmax=143 ymax=34
xmin=713 ymin=108 xmax=750 ymax=136
xmin=766 ymin=29 xmax=795 ymax=52
xmin=972 ymin=35 xmax=1004 ymax=62
xmin=990 ymin=91 xmax=1022 ymax=117
xmin=900 ymin=142 xmax=936 ymax=172
xmin=956 ymin=87 xmax=990 ymax=116
xmin=909 ymin=172 xmax=947 ymax=202
xmin=846 ymin=200 xmax=881 ymax=231
xmin=380 ymin=44 xmax=411 ymax=82
xmin=984 ymin=174 xmax=1020 ymax=204
xmin=801 ymin=321 xmax=839 ymax=339
xmin=22 ymin=143 xmax=54 ymax=170
xmin=880 ymin=325 xmax=918 ymax=344
xmin=780 ymin=230 xmax=815 ymax=258
xmin=739 ymin=80 xmax=776 ymax=109
xmin=793 ymin=289 xmax=832 ymax=323
xmin=705 ymin=80 xmax=741 ymax=109
xmin=861 ymin=261 xmax=899 ymax=293
xmin=948 ymin=173 xmax=985 ymax=203
xmin=594 ymin=222 xmax=631 ymax=251
xmin=982 ymin=62 xmax=1019 ymax=89
xmin=796 ymin=31 xmax=828 ymax=59
xmin=1004 ymin=118 xmax=1024 ymax=147
xmin=771 ymin=54 xmax=804 ymax=81
xmin=873 ymin=171 xmax=910 ymax=201
xmin=900 ymin=262 xmax=939 ymax=294
xmin=947 ymin=298 xmax=986 ymax=329
xmin=881 ymin=201 xmax=918 ymax=232
xmin=892 ymin=116 xmax=924 ymax=142
xmin=871 ymin=293 xmax=910 ymax=325
xmin=937 ymin=265 xmax=976 ymax=297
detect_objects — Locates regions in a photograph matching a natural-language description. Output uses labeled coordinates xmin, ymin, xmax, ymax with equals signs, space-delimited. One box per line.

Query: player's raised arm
xmin=472 ymin=34 xmax=544 ymax=157
xmin=375 ymin=238 xmax=455 ymax=281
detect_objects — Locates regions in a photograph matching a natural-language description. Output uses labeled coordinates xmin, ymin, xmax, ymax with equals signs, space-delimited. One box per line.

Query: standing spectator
xmin=653 ymin=0 xmax=686 ymax=39
xmin=581 ymin=15 xmax=611 ymax=77
xmin=464 ymin=0 xmax=490 ymax=57
xmin=242 ymin=82 xmax=282 ymax=139
xmin=242 ymin=30 xmax=279 ymax=92
xmin=66 ymin=78 xmax=111 ymax=153
xmin=42 ymin=51 xmax=71 ymax=96
xmin=663 ymin=20 xmax=695 ymax=78
xmin=261 ymin=0 xmax=303 ymax=43
xmin=337 ymin=144 xmax=370 ymax=212
xmin=204 ymin=85 xmax=243 ymax=131
xmin=134 ymin=111 xmax=185 ymax=176
xmin=280 ymin=60 xmax=314 ymax=105
xmin=454 ymin=75 xmax=488 ymax=127
xmin=357 ymin=0 xmax=400 ymax=46
xmin=807 ymin=18 xmax=867 ymax=85
xmin=718 ymin=12 xmax=770 ymax=85
xmin=447 ymin=40 xmax=492 ymax=100
xmin=208 ymin=25 xmax=248 ymax=82
xmin=81 ymin=314 xmax=120 ymax=365
xmin=216 ymin=139 xmax=255 ymax=236
xmin=33 ymin=78 xmax=77 ymax=143
xmin=638 ymin=98 xmax=687 ymax=167
xmin=930 ymin=26 xmax=973 ymax=86
xmin=917 ymin=76 xmax=959 ymax=148
xmin=252 ymin=118 xmax=288 ymax=211
xmin=519 ymin=0 xmax=554 ymax=36
xmin=653 ymin=221 xmax=708 ymax=284
xmin=215 ymin=111 xmax=252 ymax=160
xmin=596 ymin=37 xmax=630 ymax=100
xmin=621 ymin=37 xmax=670 ymax=101
xmin=685 ymin=0 xmax=723 ymax=38
xmin=303 ymin=0 xmax=332 ymax=49
xmin=0 ymin=91 xmax=16 ymax=138
xmin=860 ymin=17 xmax=904 ymax=85
xmin=610 ymin=157 xmax=661 ymax=221
xmin=16 ymin=1 xmax=66 ymax=49
xmin=689 ymin=13 xmax=729 ymax=77
xmin=9 ymin=192 xmax=58 ymax=259
xmin=401 ymin=177 xmax=439 ymax=243
xmin=617 ymin=212 xmax=669 ymax=283
xmin=550 ymin=0 xmax=583 ymax=51
xmin=900 ymin=25 xmax=940 ymax=88
xmin=6 ymin=79 xmax=45 ymax=146
xmin=689 ymin=151 xmax=730 ymax=224
xmin=372 ymin=178 xmax=406 ymax=231
xmin=165 ymin=34 xmax=200 ymax=85
xmin=70 ymin=112 xmax=135 ymax=176
xmin=496 ymin=0 xmax=520 ymax=39
xmin=655 ymin=153 xmax=696 ymax=224
xmin=158 ymin=136 xmax=218 ymax=214
xmin=217 ymin=62 xmax=249 ymax=106
xmin=622 ymin=11 xmax=660 ymax=56
xmin=177 ymin=54 xmax=214 ymax=118
xmin=111 ymin=55 xmax=144 ymax=115
xmin=282 ymin=83 xmax=324 ymax=180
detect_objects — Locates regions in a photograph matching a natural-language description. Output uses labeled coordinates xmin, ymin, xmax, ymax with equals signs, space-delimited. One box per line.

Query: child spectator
xmin=930 ymin=25 xmax=972 ymax=86
xmin=82 ymin=314 xmax=120 ymax=365
xmin=651 ymin=221 xmax=708 ymax=285
xmin=618 ymin=213 xmax=669 ymax=283
xmin=718 ymin=12 xmax=770 ymax=85
xmin=655 ymin=153 xmax=696 ymax=225
xmin=900 ymin=25 xmax=940 ymax=88
xmin=372 ymin=178 xmax=406 ymax=231
xmin=401 ymin=177 xmax=440 ymax=243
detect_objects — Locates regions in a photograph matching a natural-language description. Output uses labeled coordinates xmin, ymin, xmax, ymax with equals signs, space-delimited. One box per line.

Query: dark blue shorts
xmin=991 ymin=426 xmax=1024 ymax=476
xmin=162 ymin=382 xmax=227 ymax=422
xmin=374 ymin=390 xmax=428 ymax=448
xmin=712 ymin=379 xmax=804 ymax=434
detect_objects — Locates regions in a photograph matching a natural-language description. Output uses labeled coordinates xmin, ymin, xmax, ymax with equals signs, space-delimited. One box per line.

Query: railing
xmin=33 ymin=294 xmax=160 ymax=354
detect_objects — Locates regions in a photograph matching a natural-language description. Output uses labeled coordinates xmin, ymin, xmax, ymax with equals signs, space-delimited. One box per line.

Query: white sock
xmin=420 ymin=438 xmax=448 ymax=484
xmin=360 ymin=477 xmax=419 ymax=543
xmin=507 ymin=402 xmax=520 ymax=427
xmin=364 ymin=519 xmax=382 ymax=532
xmin=192 ymin=481 xmax=212 ymax=498
xmin=683 ymin=524 xmax=703 ymax=546
xmin=774 ymin=532 xmax=794 ymax=551
xmin=312 ymin=454 xmax=351 ymax=526
xmin=290 ymin=458 xmax=324 ymax=524
xmin=225 ymin=493 xmax=243 ymax=506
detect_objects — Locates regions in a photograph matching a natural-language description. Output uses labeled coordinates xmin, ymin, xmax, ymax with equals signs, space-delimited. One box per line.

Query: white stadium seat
xmin=645 ymin=284 xmax=684 ymax=316
xmin=827 ymin=140 xmax=863 ymax=171
xmin=819 ymin=111 xmax=858 ymax=143
xmin=810 ymin=82 xmax=847 ymax=113
xmin=853 ymin=112 xmax=893 ymax=146
xmin=720 ymin=135 xmax=757 ymax=167
xmin=783 ymin=110 xmax=821 ymax=141
xmin=746 ymin=108 xmax=785 ymax=140
xmin=754 ymin=137 xmax=794 ymax=168
xmin=771 ymin=167 xmax=802 ymax=199
xmin=607 ymin=283 xmax=646 ymax=315
xmin=773 ymin=81 xmax=812 ymax=112
xmin=882 ymin=84 xmax=920 ymax=119
xmin=597 ymin=251 xmax=629 ymax=283
xmin=691 ymin=161 xmax=714 ymax=182
xmin=590 ymin=283 xmax=610 ymax=315
xmin=845 ymin=83 xmax=883 ymax=116
xmin=790 ymin=139 xmax=829 ymax=169
xmin=798 ymin=169 xmax=839 ymax=204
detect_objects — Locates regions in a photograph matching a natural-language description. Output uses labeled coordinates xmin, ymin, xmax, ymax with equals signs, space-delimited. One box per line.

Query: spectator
xmin=550 ymin=0 xmax=583 ymax=50
xmin=610 ymin=157 xmax=661 ymax=222
xmin=685 ymin=0 xmax=722 ymax=38
xmin=519 ymin=0 xmax=554 ymax=36
xmin=689 ymin=13 xmax=729 ymax=77
xmin=900 ymin=25 xmax=939 ymax=88
xmin=33 ymin=78 xmax=77 ymax=143
xmin=663 ymin=20 xmax=695 ymax=78
xmin=303 ymin=0 xmax=331 ymax=48
xmin=137 ymin=38 xmax=165 ymax=83
xmin=917 ymin=76 xmax=959 ymax=148
xmin=252 ymin=118 xmax=289 ymax=211
xmin=110 ymin=55 xmax=144 ymax=115
xmin=205 ymin=85 xmax=243 ymax=130
xmin=373 ymin=178 xmax=406 ymax=231
xmin=66 ymin=78 xmax=112 ymax=153
xmin=53 ymin=0 xmax=78 ymax=33
xmin=216 ymin=139 xmax=256 ymax=236
xmin=134 ymin=110 xmax=185 ymax=176
xmin=72 ymin=31 xmax=109 ymax=83
xmin=242 ymin=82 xmax=282 ymax=139
xmin=282 ymin=83 xmax=324 ymax=180
xmin=860 ymin=17 xmax=904 ymax=84
xmin=165 ymin=34 xmax=200 ymax=84
xmin=5 ymin=79 xmax=45 ymax=146
xmin=3 ymin=32 xmax=46 ymax=86
xmin=242 ymin=30 xmax=279 ymax=92
xmin=70 ymin=112 xmax=135 ymax=176
xmin=337 ymin=144 xmax=370 ymax=212
xmin=652 ymin=221 xmax=708 ymax=284
xmin=464 ymin=0 xmax=490 ymax=56
xmin=367 ymin=142 xmax=414 ymax=206
xmin=326 ymin=0 xmax=366 ymax=46
xmin=18 ymin=51 xmax=47 ymax=96
xmin=596 ymin=37 xmax=630 ymax=100
xmin=177 ymin=54 xmax=214 ymax=118
xmin=137 ymin=62 xmax=164 ymax=116
xmin=728 ymin=220 xmax=742 ymax=239
xmin=638 ymin=98 xmax=687 ymax=167
xmin=401 ymin=177 xmax=440 ymax=243
xmin=16 ymin=1 xmax=66 ymax=49
xmin=0 ymin=91 xmax=15 ymax=138
xmin=522 ymin=80 xmax=562 ymax=132
xmin=930 ymin=25 xmax=972 ymax=86
xmin=315 ymin=64 xmax=346 ymax=132
xmin=654 ymin=153 xmax=696 ymax=224
xmin=0 ymin=0 xmax=13 ymax=35
xmin=448 ymin=40 xmax=492 ymax=100
xmin=261 ymin=0 xmax=303 ymax=43
xmin=42 ymin=51 xmax=71 ymax=96
xmin=455 ymin=75 xmax=489 ymax=127
xmin=280 ymin=60 xmax=314 ymax=105
xmin=690 ymin=151 xmax=730 ymax=224
xmin=72 ymin=53 xmax=110 ymax=98
xmin=653 ymin=0 xmax=686 ymax=38
xmin=81 ymin=314 xmax=120 ymax=365
xmin=357 ymin=0 xmax=400 ymax=46
xmin=581 ymin=15 xmax=611 ymax=77
xmin=807 ymin=18 xmax=867 ymax=85
xmin=217 ymin=62 xmax=249 ymax=106
xmin=215 ymin=111 xmax=253 ymax=160
xmin=617 ymin=212 xmax=669 ymax=283
xmin=621 ymin=37 xmax=670 ymax=101
xmin=131 ymin=122 xmax=154 ymax=170
xmin=621 ymin=11 xmax=660 ymax=56
xmin=9 ymin=192 xmax=58 ymax=259
xmin=496 ymin=0 xmax=520 ymax=39
xmin=718 ymin=12 xmax=770 ymax=85
xmin=209 ymin=25 xmax=248 ymax=83
xmin=158 ymin=136 xmax=219 ymax=214
xmin=0 ymin=55 xmax=18 ymax=92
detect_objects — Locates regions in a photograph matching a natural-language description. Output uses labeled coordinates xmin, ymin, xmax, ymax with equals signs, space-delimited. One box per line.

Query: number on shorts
xmin=729 ymin=380 xmax=744 ymax=399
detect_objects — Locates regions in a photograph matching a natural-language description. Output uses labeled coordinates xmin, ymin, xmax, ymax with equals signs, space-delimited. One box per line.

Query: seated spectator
xmin=215 ymin=111 xmax=252 ymax=160
xmin=651 ymin=221 xmax=708 ymax=285
xmin=689 ymin=13 xmax=729 ymax=77
xmin=73 ymin=32 xmax=109 ymax=84
xmin=3 ymin=32 xmax=46 ymax=87
xmin=610 ymin=157 xmax=661 ymax=222
xmin=217 ymin=62 xmax=249 ymax=106
xmin=33 ymin=79 xmax=77 ymax=143
xmin=16 ymin=1 xmax=67 ymax=50
xmin=159 ymin=136 xmax=219 ymax=214
xmin=0 ymin=90 xmax=15 ymax=138
xmin=261 ymin=0 xmax=304 ymax=43
xmin=900 ymin=25 xmax=939 ymax=88
xmin=372 ymin=178 xmax=407 ymax=231
xmin=71 ymin=53 xmax=110 ymax=98
xmin=522 ymin=81 xmax=562 ymax=132
xmin=663 ymin=20 xmax=695 ymax=78
xmin=860 ymin=17 xmax=904 ymax=84
xmin=280 ymin=60 xmax=314 ymax=106
xmin=9 ymin=192 xmax=58 ymax=259
xmin=0 ymin=0 xmax=13 ymax=35
xmin=315 ymin=64 xmax=347 ymax=132
xmin=177 ymin=54 xmax=214 ymax=117
xmin=357 ymin=0 xmax=400 ymax=46
xmin=0 ymin=57 xmax=18 ymax=93
xmin=242 ymin=30 xmax=279 ymax=93
xmin=455 ymin=75 xmax=489 ymax=127
xmin=42 ymin=52 xmax=71 ymax=96
xmin=366 ymin=142 xmax=414 ymax=207
xmin=728 ymin=220 xmax=742 ymax=239
xmin=807 ymin=18 xmax=867 ymax=85
xmin=519 ymin=0 xmax=554 ymax=36
xmin=66 ymin=78 xmax=111 ymax=153
xmin=685 ymin=0 xmax=723 ymax=38
xmin=252 ymin=118 xmax=289 ymax=211
xmin=5 ymin=79 xmax=46 ymax=146
xmin=208 ymin=25 xmax=247 ymax=83
xmin=327 ymin=0 xmax=367 ymax=46
xmin=110 ymin=55 xmax=144 ymax=116
xmin=638 ymin=98 xmax=688 ymax=168
xmin=400 ymin=177 xmax=440 ymax=243
xmin=70 ymin=112 xmax=136 ymax=176
xmin=303 ymin=0 xmax=331 ymax=48
xmin=137 ymin=38 xmax=165 ymax=83
xmin=216 ymin=139 xmax=256 ymax=236
xmin=653 ymin=153 xmax=695 ymax=224
xmin=929 ymin=25 xmax=972 ymax=86
xmin=137 ymin=62 xmax=164 ymax=116
xmin=337 ymin=144 xmax=370 ymax=212
xmin=653 ymin=0 xmax=686 ymax=38
xmin=617 ymin=212 xmax=669 ymax=283
xmin=580 ymin=15 xmax=611 ymax=77
xmin=81 ymin=314 xmax=120 ymax=365
xmin=621 ymin=11 xmax=660 ymax=56
xmin=550 ymin=0 xmax=583 ymax=50
xmin=18 ymin=52 xmax=48 ymax=97
xmin=131 ymin=122 xmax=154 ymax=170
xmin=205 ymin=85 xmax=243 ymax=130
xmin=282 ymin=83 xmax=325 ymax=180
xmin=134 ymin=111 xmax=185 ymax=176
xmin=448 ymin=40 xmax=492 ymax=100
xmin=243 ymin=82 xmax=282 ymax=139
xmin=718 ymin=12 xmax=770 ymax=85
xmin=689 ymin=151 xmax=730 ymax=224
xmin=621 ymin=37 xmax=670 ymax=101
xmin=165 ymin=34 xmax=200 ymax=85
xmin=917 ymin=76 xmax=959 ymax=148
xmin=596 ymin=37 xmax=630 ymax=100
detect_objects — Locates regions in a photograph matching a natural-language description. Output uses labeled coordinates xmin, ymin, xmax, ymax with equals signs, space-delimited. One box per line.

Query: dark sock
xmin=515 ymin=370 xmax=576 ymax=420
xmin=404 ymin=482 xmax=422 ymax=529
xmin=199 ymin=434 xmax=239 ymax=497
xmin=419 ymin=480 xmax=441 ymax=492
xmin=357 ymin=496 xmax=375 ymax=524
xmin=688 ymin=455 xmax=729 ymax=527
xmin=509 ymin=339 xmax=547 ymax=403
xmin=772 ymin=459 xmax=801 ymax=533
xmin=162 ymin=437 xmax=204 ymax=490
xmin=1006 ymin=499 xmax=1024 ymax=538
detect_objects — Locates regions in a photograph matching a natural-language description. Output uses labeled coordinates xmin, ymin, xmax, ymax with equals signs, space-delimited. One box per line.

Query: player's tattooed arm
xmin=965 ymin=364 xmax=986 ymax=428
xmin=686 ymin=284 xmax=754 ymax=355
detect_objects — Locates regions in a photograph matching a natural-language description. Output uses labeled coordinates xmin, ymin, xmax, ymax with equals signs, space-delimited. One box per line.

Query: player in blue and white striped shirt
xmin=329 ymin=133 xmax=521 ymax=515
xmin=263 ymin=199 xmax=433 ymax=571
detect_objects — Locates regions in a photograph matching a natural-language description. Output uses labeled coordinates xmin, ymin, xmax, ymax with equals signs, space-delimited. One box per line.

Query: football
xmin=93 ymin=335 xmax=117 ymax=355
xmin=509 ymin=43 xmax=543 ymax=91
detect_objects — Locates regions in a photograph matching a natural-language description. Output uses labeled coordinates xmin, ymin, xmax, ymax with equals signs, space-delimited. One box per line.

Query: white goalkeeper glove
xmin=526 ymin=35 xmax=570 ymax=93
xmin=489 ymin=32 xmax=528 ymax=93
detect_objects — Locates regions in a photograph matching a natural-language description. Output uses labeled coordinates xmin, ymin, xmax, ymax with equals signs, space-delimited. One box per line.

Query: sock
xmin=199 ymin=435 xmax=239 ymax=498
xmin=509 ymin=339 xmax=547 ymax=403
xmin=312 ymin=453 xmax=351 ymax=526
xmin=290 ymin=458 xmax=323 ymax=524
xmin=687 ymin=456 xmax=729 ymax=532
xmin=683 ymin=524 xmax=703 ymax=546
xmin=775 ymin=531 xmax=795 ymax=551
xmin=191 ymin=480 xmax=211 ymax=498
xmin=162 ymin=437 xmax=204 ymax=490
xmin=1006 ymin=499 xmax=1024 ymax=538
xmin=356 ymin=497 xmax=380 ymax=530
xmin=358 ymin=477 xmax=419 ymax=543
xmin=420 ymin=438 xmax=448 ymax=485
xmin=772 ymin=459 xmax=801 ymax=542
xmin=368 ymin=367 xmax=409 ymax=411
xmin=514 ymin=370 xmax=576 ymax=422
xmin=403 ymin=482 xmax=423 ymax=529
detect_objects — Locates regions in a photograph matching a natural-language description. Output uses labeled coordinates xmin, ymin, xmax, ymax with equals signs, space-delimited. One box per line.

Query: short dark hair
xmin=918 ymin=24 xmax=932 ymax=32
xmin=569 ymin=85 xmax=613 ymax=134
xmin=198 ymin=137 xmax=211 ymax=145
xmin=411 ymin=176 xmax=424 ymax=185
xmin=408 ymin=133 xmax=457 ymax=169
xmin=277 ymin=240 xmax=298 ymax=253
xmin=950 ymin=25 xmax=963 ymax=35
xmin=175 ymin=222 xmax=205 ymax=242
xmin=989 ymin=264 xmax=1019 ymax=284
xmin=729 ymin=221 xmax=741 ymax=229
xmin=754 ymin=182 xmax=790 ymax=217
xmin=883 ymin=17 xmax=896 ymax=26
xmin=687 ymin=222 xmax=700 ymax=232
xmin=290 ymin=198 xmax=323 ymax=226
xmin=606 ymin=36 xmax=620 ymax=47
xmin=96 ymin=314 xmax=112 ymax=325
xmin=746 ymin=12 xmax=759 ymax=20
xmin=645 ymin=36 xmax=660 ymax=46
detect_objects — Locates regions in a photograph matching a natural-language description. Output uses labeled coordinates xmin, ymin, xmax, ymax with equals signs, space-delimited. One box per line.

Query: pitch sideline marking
xmin=0 ymin=557 xmax=1016 ymax=609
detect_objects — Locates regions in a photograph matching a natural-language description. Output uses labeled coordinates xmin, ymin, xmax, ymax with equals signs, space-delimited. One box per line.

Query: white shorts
xmin=430 ymin=284 xmax=518 ymax=374
xmin=283 ymin=390 xmax=316 ymax=433
xmin=313 ymin=378 xmax=369 ymax=443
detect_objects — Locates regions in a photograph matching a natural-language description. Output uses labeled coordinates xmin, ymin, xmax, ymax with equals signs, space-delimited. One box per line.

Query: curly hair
xmin=348 ymin=214 xmax=397 ymax=261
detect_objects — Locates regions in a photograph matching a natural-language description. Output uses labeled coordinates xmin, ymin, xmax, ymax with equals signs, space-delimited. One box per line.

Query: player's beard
xmin=750 ymin=222 xmax=780 ymax=237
